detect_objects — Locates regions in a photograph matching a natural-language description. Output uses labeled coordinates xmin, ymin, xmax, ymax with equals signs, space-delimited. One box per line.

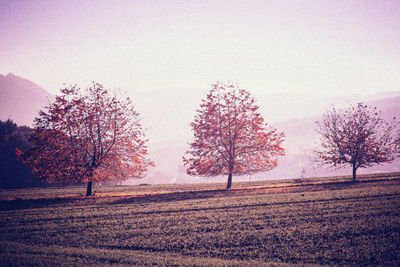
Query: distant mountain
xmin=0 ymin=73 xmax=53 ymax=126
xmin=266 ymin=95 xmax=400 ymax=180
xmin=255 ymin=91 xmax=400 ymax=124
xmin=369 ymin=95 xmax=400 ymax=121
xmin=277 ymin=95 xmax=400 ymax=155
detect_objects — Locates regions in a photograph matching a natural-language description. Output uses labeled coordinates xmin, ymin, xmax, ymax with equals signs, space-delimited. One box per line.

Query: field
xmin=1 ymin=173 xmax=400 ymax=266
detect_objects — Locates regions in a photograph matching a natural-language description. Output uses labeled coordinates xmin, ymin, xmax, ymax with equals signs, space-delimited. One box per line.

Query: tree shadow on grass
xmin=0 ymin=197 xmax=78 ymax=211
xmin=110 ymin=189 xmax=241 ymax=205
xmin=2 ymin=178 xmax=398 ymax=211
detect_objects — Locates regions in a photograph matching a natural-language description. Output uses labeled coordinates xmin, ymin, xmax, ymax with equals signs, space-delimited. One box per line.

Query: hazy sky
xmin=1 ymin=0 xmax=400 ymax=97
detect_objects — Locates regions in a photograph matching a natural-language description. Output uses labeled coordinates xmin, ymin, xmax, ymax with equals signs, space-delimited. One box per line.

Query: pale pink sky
xmin=1 ymin=0 xmax=400 ymax=96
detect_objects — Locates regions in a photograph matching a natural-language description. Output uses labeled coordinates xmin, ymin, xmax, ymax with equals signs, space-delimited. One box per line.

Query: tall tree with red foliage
xmin=314 ymin=103 xmax=398 ymax=181
xmin=22 ymin=82 xmax=152 ymax=195
xmin=184 ymin=82 xmax=285 ymax=189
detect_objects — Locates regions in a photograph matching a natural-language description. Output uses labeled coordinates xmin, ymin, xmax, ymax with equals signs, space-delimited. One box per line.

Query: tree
xmin=314 ymin=103 xmax=398 ymax=181
xmin=184 ymin=82 xmax=285 ymax=189
xmin=0 ymin=120 xmax=40 ymax=188
xmin=22 ymin=82 xmax=152 ymax=195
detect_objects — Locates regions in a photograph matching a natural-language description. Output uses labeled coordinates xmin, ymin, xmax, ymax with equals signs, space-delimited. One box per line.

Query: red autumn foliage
xmin=21 ymin=82 xmax=152 ymax=195
xmin=314 ymin=103 xmax=399 ymax=181
xmin=184 ymin=82 xmax=285 ymax=189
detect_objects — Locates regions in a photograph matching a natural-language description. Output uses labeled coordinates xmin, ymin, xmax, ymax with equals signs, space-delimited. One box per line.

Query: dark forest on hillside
xmin=0 ymin=120 xmax=44 ymax=188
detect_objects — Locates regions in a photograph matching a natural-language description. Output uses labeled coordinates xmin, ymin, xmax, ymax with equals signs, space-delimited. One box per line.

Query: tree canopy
xmin=22 ymin=82 xmax=152 ymax=195
xmin=184 ymin=82 xmax=285 ymax=189
xmin=314 ymin=103 xmax=399 ymax=181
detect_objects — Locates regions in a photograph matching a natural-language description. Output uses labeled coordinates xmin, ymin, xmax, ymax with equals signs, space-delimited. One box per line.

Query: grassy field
xmin=0 ymin=173 xmax=400 ymax=266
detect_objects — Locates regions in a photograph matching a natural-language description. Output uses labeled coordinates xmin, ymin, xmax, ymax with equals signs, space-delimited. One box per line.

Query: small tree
xmin=184 ymin=82 xmax=285 ymax=189
xmin=22 ymin=82 xmax=152 ymax=195
xmin=314 ymin=103 xmax=398 ymax=181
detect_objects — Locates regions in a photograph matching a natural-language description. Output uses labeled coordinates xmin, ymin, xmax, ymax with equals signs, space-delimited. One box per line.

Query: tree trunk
xmin=352 ymin=165 xmax=357 ymax=182
xmin=86 ymin=181 xmax=93 ymax=196
xmin=226 ymin=173 xmax=232 ymax=189
xmin=226 ymin=162 xmax=234 ymax=189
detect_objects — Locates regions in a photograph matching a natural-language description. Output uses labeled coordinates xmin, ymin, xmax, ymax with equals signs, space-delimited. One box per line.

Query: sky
xmin=0 ymin=0 xmax=400 ymax=97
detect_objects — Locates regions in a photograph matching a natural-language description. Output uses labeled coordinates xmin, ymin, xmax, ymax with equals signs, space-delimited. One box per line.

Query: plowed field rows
xmin=1 ymin=178 xmax=400 ymax=266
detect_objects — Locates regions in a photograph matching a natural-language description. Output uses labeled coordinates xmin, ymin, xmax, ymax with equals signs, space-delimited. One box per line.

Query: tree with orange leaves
xmin=21 ymin=82 xmax=152 ymax=195
xmin=184 ymin=82 xmax=285 ymax=189
xmin=314 ymin=103 xmax=398 ymax=181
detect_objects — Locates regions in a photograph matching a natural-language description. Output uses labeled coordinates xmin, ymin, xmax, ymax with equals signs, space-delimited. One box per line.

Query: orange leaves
xmin=23 ymin=82 xmax=152 ymax=185
xmin=184 ymin=81 xmax=285 ymax=184
xmin=15 ymin=147 xmax=23 ymax=157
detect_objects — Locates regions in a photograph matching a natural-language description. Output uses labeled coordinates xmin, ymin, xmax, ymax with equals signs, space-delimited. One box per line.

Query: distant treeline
xmin=0 ymin=120 xmax=45 ymax=188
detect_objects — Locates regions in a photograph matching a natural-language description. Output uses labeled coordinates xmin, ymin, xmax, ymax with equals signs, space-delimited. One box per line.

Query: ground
xmin=0 ymin=173 xmax=399 ymax=266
